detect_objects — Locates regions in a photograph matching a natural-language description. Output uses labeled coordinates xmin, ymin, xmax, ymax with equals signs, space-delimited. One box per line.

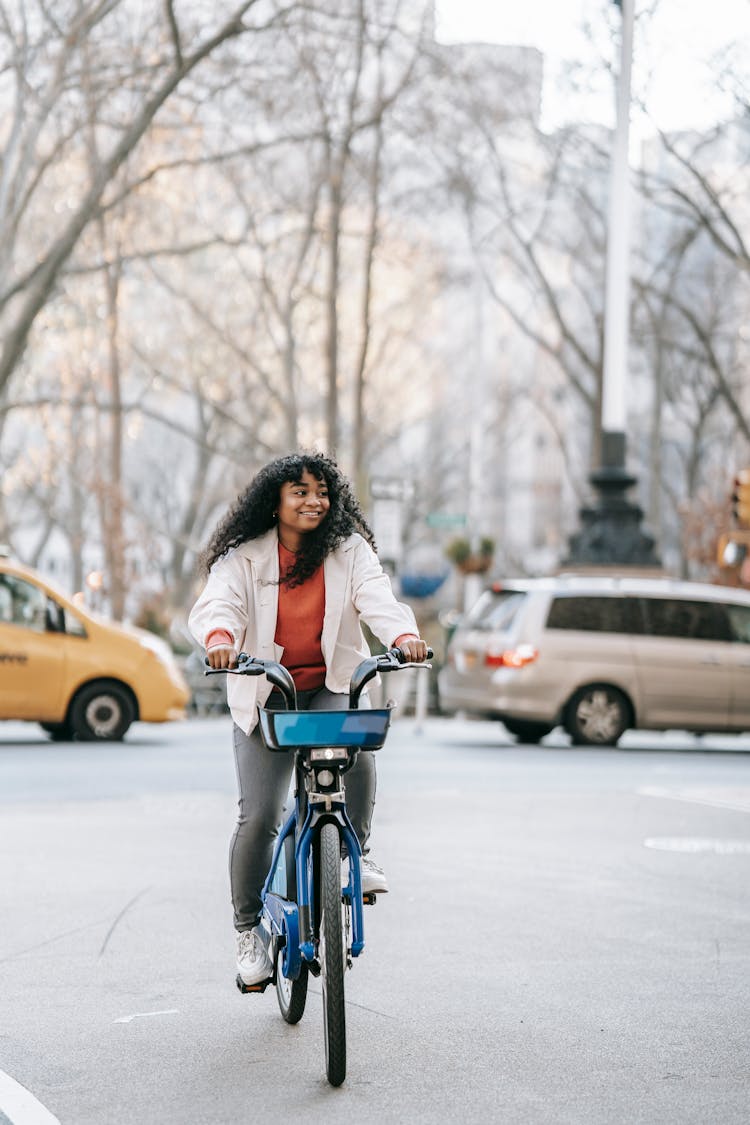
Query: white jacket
xmin=188 ymin=529 xmax=418 ymax=733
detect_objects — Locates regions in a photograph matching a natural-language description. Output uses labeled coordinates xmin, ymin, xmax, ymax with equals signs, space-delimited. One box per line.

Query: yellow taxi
xmin=0 ymin=551 xmax=190 ymax=741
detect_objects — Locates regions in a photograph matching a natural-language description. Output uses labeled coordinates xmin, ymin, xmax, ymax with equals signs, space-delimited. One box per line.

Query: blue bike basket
xmin=258 ymin=708 xmax=392 ymax=750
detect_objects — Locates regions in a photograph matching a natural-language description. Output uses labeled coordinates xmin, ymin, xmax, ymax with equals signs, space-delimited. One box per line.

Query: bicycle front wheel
xmin=319 ymin=821 xmax=346 ymax=1086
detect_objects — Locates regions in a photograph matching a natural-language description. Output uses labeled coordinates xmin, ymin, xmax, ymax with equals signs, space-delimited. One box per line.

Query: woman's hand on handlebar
xmin=396 ymin=637 xmax=430 ymax=663
xmin=206 ymin=644 xmax=238 ymax=670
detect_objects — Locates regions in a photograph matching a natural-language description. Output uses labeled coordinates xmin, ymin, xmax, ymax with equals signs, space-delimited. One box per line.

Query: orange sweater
xmin=275 ymin=543 xmax=326 ymax=690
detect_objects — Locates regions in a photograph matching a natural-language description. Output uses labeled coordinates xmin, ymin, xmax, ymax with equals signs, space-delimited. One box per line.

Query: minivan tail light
xmin=484 ymin=644 xmax=538 ymax=669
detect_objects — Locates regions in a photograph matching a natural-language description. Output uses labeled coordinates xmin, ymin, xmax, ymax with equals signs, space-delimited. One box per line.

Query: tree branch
xmin=0 ymin=1 xmax=260 ymax=398
xmin=164 ymin=0 xmax=183 ymax=67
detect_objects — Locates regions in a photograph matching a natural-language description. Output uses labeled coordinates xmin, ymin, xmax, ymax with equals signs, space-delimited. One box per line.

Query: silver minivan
xmin=438 ymin=576 xmax=750 ymax=744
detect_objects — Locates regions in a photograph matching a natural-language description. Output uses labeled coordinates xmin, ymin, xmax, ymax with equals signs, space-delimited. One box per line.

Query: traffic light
xmin=717 ymin=532 xmax=748 ymax=568
xmin=732 ymin=468 xmax=750 ymax=528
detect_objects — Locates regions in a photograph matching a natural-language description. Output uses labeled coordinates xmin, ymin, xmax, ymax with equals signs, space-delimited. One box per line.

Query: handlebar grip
xmin=391 ymin=645 xmax=434 ymax=663
xmin=203 ymin=652 xmax=265 ymax=676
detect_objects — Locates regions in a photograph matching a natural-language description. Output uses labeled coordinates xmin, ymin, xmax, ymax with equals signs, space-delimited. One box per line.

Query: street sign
xmin=425 ymin=512 xmax=467 ymax=529
xmin=372 ymin=498 xmax=403 ymax=563
xmin=370 ymin=477 xmax=411 ymax=501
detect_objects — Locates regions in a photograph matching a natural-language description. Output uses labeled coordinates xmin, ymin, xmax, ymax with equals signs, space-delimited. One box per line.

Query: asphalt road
xmin=1 ymin=715 xmax=749 ymax=1124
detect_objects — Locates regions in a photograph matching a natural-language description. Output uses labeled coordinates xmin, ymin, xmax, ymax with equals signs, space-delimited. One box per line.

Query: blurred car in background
xmin=0 ymin=551 xmax=189 ymax=741
xmin=438 ymin=575 xmax=750 ymax=745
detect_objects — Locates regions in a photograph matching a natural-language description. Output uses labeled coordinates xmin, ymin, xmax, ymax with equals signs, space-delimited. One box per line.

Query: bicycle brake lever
xmin=203 ymin=654 xmax=265 ymax=676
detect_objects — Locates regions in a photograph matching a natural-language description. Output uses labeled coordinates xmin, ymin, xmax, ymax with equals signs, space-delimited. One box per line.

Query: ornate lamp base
xmin=562 ymin=432 xmax=661 ymax=571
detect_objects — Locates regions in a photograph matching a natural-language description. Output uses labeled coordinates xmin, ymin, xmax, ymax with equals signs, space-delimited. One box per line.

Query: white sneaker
xmin=236 ymin=926 xmax=272 ymax=986
xmin=361 ymin=856 xmax=389 ymax=894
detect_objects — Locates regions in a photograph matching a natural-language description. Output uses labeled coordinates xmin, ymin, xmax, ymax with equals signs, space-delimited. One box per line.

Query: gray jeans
xmin=230 ymin=686 xmax=376 ymax=932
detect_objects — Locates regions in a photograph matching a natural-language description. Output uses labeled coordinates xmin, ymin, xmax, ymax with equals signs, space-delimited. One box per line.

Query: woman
xmin=188 ymin=452 xmax=427 ymax=985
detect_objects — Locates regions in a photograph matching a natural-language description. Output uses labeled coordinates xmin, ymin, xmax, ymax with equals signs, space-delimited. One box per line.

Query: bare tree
xmin=633 ymin=109 xmax=750 ymax=572
xmin=267 ymin=0 xmax=431 ymax=456
xmin=648 ymin=124 xmax=750 ymax=273
xmin=0 ymin=0 xmax=266 ymax=400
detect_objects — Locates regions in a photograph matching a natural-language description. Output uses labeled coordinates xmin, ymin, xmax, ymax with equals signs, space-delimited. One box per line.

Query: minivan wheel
xmin=503 ymin=719 xmax=554 ymax=743
xmin=70 ymin=682 xmax=134 ymax=741
xmin=565 ymin=685 xmax=630 ymax=746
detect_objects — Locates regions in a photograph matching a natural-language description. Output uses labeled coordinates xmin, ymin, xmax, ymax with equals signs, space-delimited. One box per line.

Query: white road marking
xmin=113 ymin=1009 xmax=180 ymax=1024
xmin=0 ymin=1070 xmax=60 ymax=1125
xmin=644 ymin=837 xmax=750 ymax=854
xmin=638 ymin=786 xmax=750 ymax=814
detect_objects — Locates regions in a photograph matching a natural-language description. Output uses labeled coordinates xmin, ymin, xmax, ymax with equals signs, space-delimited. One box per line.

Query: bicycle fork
xmin=296 ymin=798 xmax=365 ymax=963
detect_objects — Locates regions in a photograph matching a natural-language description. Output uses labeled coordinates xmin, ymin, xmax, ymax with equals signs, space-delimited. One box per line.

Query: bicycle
xmin=207 ymin=646 xmax=431 ymax=1086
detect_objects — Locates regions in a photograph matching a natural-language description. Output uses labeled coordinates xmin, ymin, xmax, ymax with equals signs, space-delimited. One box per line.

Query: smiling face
xmin=276 ymin=468 xmax=331 ymax=550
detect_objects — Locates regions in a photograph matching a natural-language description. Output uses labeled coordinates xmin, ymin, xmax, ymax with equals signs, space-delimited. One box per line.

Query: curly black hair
xmin=201 ymin=452 xmax=376 ymax=587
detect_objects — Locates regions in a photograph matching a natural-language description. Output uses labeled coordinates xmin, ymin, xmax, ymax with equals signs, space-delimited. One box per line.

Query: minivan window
xmin=464 ymin=590 xmax=526 ymax=631
xmin=723 ymin=604 xmax=750 ymax=645
xmin=641 ymin=598 xmax=731 ymax=642
xmin=546 ymin=595 xmax=644 ymax=634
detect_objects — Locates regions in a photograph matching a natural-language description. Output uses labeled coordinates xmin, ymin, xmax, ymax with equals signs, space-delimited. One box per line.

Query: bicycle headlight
xmin=310 ymin=747 xmax=348 ymax=762
xmin=316 ymin=769 xmax=335 ymax=787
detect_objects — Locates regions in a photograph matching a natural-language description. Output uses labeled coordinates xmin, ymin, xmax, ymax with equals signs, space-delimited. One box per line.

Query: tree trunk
xmin=352 ymin=102 xmax=384 ymax=495
xmin=68 ymin=399 xmax=86 ymax=596
xmin=325 ymin=168 xmax=343 ymax=454
xmin=102 ymin=246 xmax=126 ymax=620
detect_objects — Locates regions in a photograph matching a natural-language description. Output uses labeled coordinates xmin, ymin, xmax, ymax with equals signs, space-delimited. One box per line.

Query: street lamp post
xmin=602 ymin=0 xmax=634 ymax=445
xmin=564 ymin=0 xmax=660 ymax=570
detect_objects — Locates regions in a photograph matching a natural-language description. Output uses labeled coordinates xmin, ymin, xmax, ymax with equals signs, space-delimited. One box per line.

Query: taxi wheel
xmin=40 ymin=721 xmax=74 ymax=742
xmin=70 ymin=681 xmax=134 ymax=741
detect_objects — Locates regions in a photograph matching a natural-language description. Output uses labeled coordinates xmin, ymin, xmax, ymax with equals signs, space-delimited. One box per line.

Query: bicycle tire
xmin=276 ymin=949 xmax=308 ymax=1024
xmin=319 ymin=821 xmax=346 ymax=1086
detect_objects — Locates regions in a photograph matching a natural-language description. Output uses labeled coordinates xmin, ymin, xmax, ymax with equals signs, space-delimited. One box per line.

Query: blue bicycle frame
xmin=257 ymin=701 xmax=393 ymax=977
xmin=262 ymin=780 xmax=366 ymax=978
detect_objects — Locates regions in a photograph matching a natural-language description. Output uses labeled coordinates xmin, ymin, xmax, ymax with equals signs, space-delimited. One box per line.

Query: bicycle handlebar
xmin=204 ymin=646 xmax=433 ymax=710
xmin=205 ymin=653 xmax=298 ymax=707
xmin=346 ymin=646 xmax=433 ymax=708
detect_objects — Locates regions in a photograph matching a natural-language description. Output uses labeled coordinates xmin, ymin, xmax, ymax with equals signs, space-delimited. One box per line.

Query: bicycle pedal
xmin=235 ymin=973 xmax=272 ymax=994
xmin=363 ymin=892 xmax=377 ymax=905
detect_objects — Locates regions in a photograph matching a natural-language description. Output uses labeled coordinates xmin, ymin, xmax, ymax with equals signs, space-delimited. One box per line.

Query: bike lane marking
xmin=638 ymin=785 xmax=750 ymax=814
xmin=0 ymin=1071 xmax=60 ymax=1125
xmin=113 ymin=1009 xmax=180 ymax=1024
xmin=643 ymin=837 xmax=750 ymax=854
